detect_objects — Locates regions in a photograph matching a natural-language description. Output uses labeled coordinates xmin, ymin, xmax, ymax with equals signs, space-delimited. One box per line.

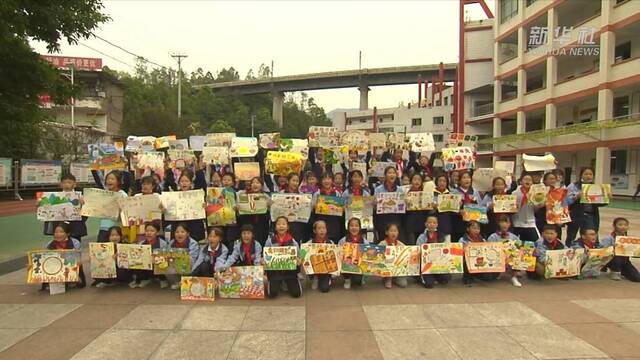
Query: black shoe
xmin=423 ymin=283 xmax=434 ymax=289
xmin=90 ymin=280 xmax=99 ymax=287
xmin=76 ymin=281 xmax=86 ymax=289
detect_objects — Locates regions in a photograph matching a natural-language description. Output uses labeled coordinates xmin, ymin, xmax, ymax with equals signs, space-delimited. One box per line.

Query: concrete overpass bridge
xmin=196 ymin=63 xmax=457 ymax=126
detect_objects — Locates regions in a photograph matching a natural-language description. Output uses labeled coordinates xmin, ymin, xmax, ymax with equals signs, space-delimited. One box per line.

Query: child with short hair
xmin=306 ymin=220 xmax=334 ymax=293
xmin=43 ymin=173 xmax=88 ymax=241
xmin=92 ymin=226 xmax=130 ymax=288
xmin=378 ymin=223 xmax=408 ymax=289
xmin=299 ymin=171 xmax=319 ymax=194
xmin=337 ymin=217 xmax=368 ymax=289
xmin=168 ymin=223 xmax=201 ymax=289
xmin=459 ymin=220 xmax=498 ymax=286
xmin=264 ymin=216 xmax=302 ymax=298
xmin=534 ymin=224 xmax=565 ymax=279
xmin=416 ymin=215 xmax=450 ymax=288
xmin=600 ymin=218 xmax=639 ymax=282
xmin=43 ymin=222 xmax=86 ymax=290
xmin=192 ymin=227 xmax=229 ymax=276
xmin=487 ymin=215 xmax=523 ymax=287
xmin=226 ymin=224 xmax=263 ymax=267
xmin=130 ymin=221 xmax=168 ymax=288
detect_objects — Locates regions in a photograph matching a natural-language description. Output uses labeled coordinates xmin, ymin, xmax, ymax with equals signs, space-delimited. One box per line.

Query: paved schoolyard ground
xmin=0 ymin=208 xmax=638 ymax=359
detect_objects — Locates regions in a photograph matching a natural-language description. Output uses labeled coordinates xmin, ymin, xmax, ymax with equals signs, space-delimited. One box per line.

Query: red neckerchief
xmin=147 ymin=237 xmax=158 ymax=247
xmin=278 ymin=183 xmax=287 ymax=192
xmin=275 ymin=232 xmax=293 ymax=246
xmin=348 ymin=233 xmax=361 ymax=243
xmin=335 ymin=185 xmax=344 ymax=193
xmin=320 ymin=187 xmax=335 ymax=195
xmin=53 ymin=239 xmax=68 ymax=250
xmin=583 ymin=240 xmax=595 ymax=249
xmin=175 ymin=239 xmax=188 ymax=248
xmin=459 ymin=187 xmax=473 ymax=204
xmin=241 ymin=241 xmax=253 ymax=265
xmin=546 ymin=238 xmax=559 ymax=250
xmin=521 ymin=187 xmax=529 ymax=207
xmin=351 ymin=185 xmax=362 ymax=196
xmin=396 ymin=159 xmax=404 ymax=176
xmin=497 ymin=230 xmax=509 ymax=239
xmin=313 ymin=236 xmax=328 ymax=244
xmin=209 ymin=244 xmax=220 ymax=264
xmin=467 ymin=233 xmax=482 ymax=242
xmin=384 ymin=181 xmax=396 ymax=192
xmin=385 ymin=237 xmax=398 ymax=246
xmin=287 ymin=185 xmax=297 ymax=193
xmin=427 ymin=231 xmax=438 ymax=243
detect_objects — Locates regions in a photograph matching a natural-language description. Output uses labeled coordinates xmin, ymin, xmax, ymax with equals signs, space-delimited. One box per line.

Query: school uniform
xmin=191 ymin=243 xmax=230 ymax=276
xmin=97 ymin=189 xmax=128 ymax=242
xmin=373 ymin=183 xmax=405 ymax=244
xmin=511 ymin=186 xmax=540 ymax=243
xmin=93 ymin=238 xmax=131 ymax=286
xmin=236 ymin=190 xmax=271 ymax=246
xmin=433 ymin=188 xmax=453 ymax=242
xmin=404 ymin=188 xmax=432 ymax=245
xmin=337 ymin=234 xmax=368 ymax=287
xmin=534 ymin=238 xmax=565 ymax=277
xmin=305 ymin=237 xmax=335 ymax=293
xmin=571 ymin=238 xmax=604 ymax=269
xmin=166 ymin=180 xmax=207 ymax=242
xmin=169 ymin=237 xmax=201 ymax=267
xmin=378 ymin=239 xmax=408 ymax=288
xmin=458 ymin=234 xmax=499 ymax=284
xmin=450 ymin=186 xmax=480 ymax=244
xmin=565 ymin=182 xmax=606 ymax=246
xmin=226 ymin=240 xmax=263 ymax=267
xmin=380 ymin=151 xmax=409 ymax=178
xmin=479 ymin=192 xmax=508 ymax=239
xmin=408 ymin=151 xmax=436 ymax=179
xmin=44 ymin=237 xmax=86 ymax=287
xmin=264 ymin=233 xmax=302 ymax=298
xmin=134 ymin=237 xmax=169 ymax=282
xmin=279 ymin=189 xmax=309 ymax=244
xmin=600 ymin=234 xmax=640 ymax=282
xmin=43 ymin=217 xmax=88 ymax=241
xmin=219 ymin=187 xmax=239 ymax=250
xmin=416 ymin=230 xmax=451 ymax=288
xmin=486 ymin=231 xmax=520 ymax=242
xmin=311 ymin=188 xmax=345 ymax=242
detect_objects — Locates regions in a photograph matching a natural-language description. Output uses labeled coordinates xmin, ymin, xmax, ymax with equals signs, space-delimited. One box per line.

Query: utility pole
xmin=170 ymin=52 xmax=188 ymax=118
xmin=251 ymin=115 xmax=256 ymax=137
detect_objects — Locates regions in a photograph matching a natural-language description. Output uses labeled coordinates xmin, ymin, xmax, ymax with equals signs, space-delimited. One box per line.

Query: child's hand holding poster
xmin=436 ymin=194 xmax=462 ymax=213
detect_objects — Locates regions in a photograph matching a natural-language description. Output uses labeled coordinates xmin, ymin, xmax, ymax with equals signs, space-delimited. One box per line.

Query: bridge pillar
xmin=272 ymin=91 xmax=284 ymax=128
xmin=359 ymin=86 xmax=369 ymax=110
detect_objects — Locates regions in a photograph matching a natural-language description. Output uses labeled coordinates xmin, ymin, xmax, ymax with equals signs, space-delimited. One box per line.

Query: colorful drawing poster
xmin=189 ymin=135 xmax=206 ymax=151
xmin=405 ymin=191 xmax=434 ymax=211
xmin=153 ymin=249 xmax=192 ymax=275
xmin=216 ymin=266 xmax=265 ymax=299
xmin=206 ymin=187 xmax=237 ymax=226
xmin=265 ymin=151 xmax=303 ymax=176
xmin=529 ymin=183 xmax=548 ymax=206
xmin=125 ymin=136 xmax=155 ymax=153
xmin=202 ymin=146 xmax=230 ymax=165
xmin=116 ymin=243 xmax=153 ymax=270
xmin=376 ymin=192 xmax=406 ymax=214
xmin=167 ymin=150 xmax=196 ymax=170
xmin=386 ymin=133 xmax=405 ymax=148
xmin=368 ymin=133 xmax=387 ymax=148
xmin=27 ymin=250 xmax=81 ymax=283
xmin=161 ymin=190 xmax=205 ymax=221
xmin=88 ymin=144 xmax=126 ymax=170
xmin=234 ymin=162 xmax=261 ymax=181
xmin=462 ymin=205 xmax=488 ymax=224
xmin=493 ymin=195 xmax=518 ymax=213
xmin=315 ymin=195 xmax=345 ymax=216
xmin=89 ymin=243 xmax=117 ymax=279
xmin=263 ymin=246 xmax=298 ymax=271
xmin=230 ymin=137 xmax=259 ymax=157
xmin=472 ymin=168 xmax=509 ymax=192
xmin=351 ymin=162 xmax=368 ymax=179
xmin=237 ymin=193 xmax=269 ymax=215
xmin=503 ymin=240 xmax=536 ymax=271
xmin=344 ymin=195 xmax=375 ymax=230
xmin=205 ymin=132 xmax=235 ymax=147
xmin=279 ymin=138 xmax=309 ymax=159
xmin=523 ymin=153 xmax=556 ymax=172
xmin=371 ymin=161 xmax=395 ymax=178
xmin=169 ymin=138 xmax=189 ymax=150
xmin=154 ymin=135 xmax=176 ymax=149
xmin=81 ymin=188 xmax=122 ymax=219
xmin=339 ymin=131 xmax=369 ymax=152
xmin=118 ymin=194 xmax=162 ymax=227
xmin=581 ymin=184 xmax=612 ymax=204
xmin=36 ymin=191 xmax=82 ymax=221
xmin=135 ymin=151 xmax=165 ymax=176
xmin=614 ymin=236 xmax=640 ymax=257
xmin=407 ymin=133 xmax=435 ymax=152
xmin=441 ymin=147 xmax=475 ymax=171
xmin=340 ymin=243 xmax=363 ymax=274
xmin=20 ymin=159 xmax=62 ymax=185
xmin=581 ymin=247 xmax=614 ymax=277
xmin=359 ymin=244 xmax=391 ymax=277
xmin=259 ymin=133 xmax=281 ymax=149
xmin=69 ymin=162 xmax=94 ymax=183
xmin=447 ymin=133 xmax=478 ymax=148
xmin=464 ymin=242 xmax=506 ymax=273
xmin=270 ymin=193 xmax=312 ymax=223
xmin=437 ymin=194 xmax=462 ymax=213
xmin=388 ymin=246 xmax=421 ymax=276
xmin=546 ymin=187 xmax=571 ymax=225
xmin=181 ymin=276 xmax=216 ymax=302
xmin=420 ymin=243 xmax=464 ymax=274
xmin=494 ymin=160 xmax=515 ymax=187
xmin=300 ymin=243 xmax=340 ymax=275
xmin=308 ymin=126 xmax=338 ymax=147
xmin=544 ymin=248 xmax=583 ymax=279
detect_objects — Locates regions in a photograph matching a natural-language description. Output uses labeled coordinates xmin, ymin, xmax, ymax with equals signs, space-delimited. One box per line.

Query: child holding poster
xmin=263 ymin=217 xmax=302 ymax=298
xmin=487 ymin=215 xmax=523 ymax=287
xmin=600 ymin=218 xmax=640 ymax=282
xmin=237 ymin=177 xmax=271 ymax=246
xmin=43 ymin=173 xmax=88 ymax=242
xmin=512 ymin=174 xmax=542 ymax=243
xmin=167 ymin=223 xmax=201 ymax=289
xmin=459 ymin=221 xmax=498 ymax=286
xmin=416 ymin=215 xmax=450 ymax=288
xmin=92 ymin=226 xmax=130 ymax=288
xmin=534 ymin=173 xmax=562 ymax=239
xmin=280 ymin=173 xmax=308 ymax=243
xmin=305 ymin=220 xmax=334 ymax=293
xmin=42 ymin=222 xmax=86 ymax=290
xmin=221 ymin=172 xmax=239 ymax=249
xmin=342 ymin=170 xmax=371 ymax=198
xmin=130 ymin=221 xmax=168 ymax=288
xmin=338 ymin=218 xmax=368 ymax=289
xmin=433 ymin=175 xmax=454 ymax=243
xmin=565 ymin=168 xmax=607 ymax=246
xmin=374 ymin=167 xmax=405 ymax=243
xmin=311 ymin=173 xmax=344 ymax=242
xmin=451 ymin=172 xmax=480 ymax=244
xmin=404 ymin=173 xmax=431 ymax=245
xmin=165 ymin=169 xmax=207 ymax=243
xmin=534 ymin=225 xmax=565 ymax=279
xmin=379 ymin=223 xmax=408 ymax=289
xmin=192 ymin=227 xmax=229 ymax=276
xmin=92 ymin=170 xmax=128 ymax=242
xmin=479 ymin=176 xmax=509 ymax=238
xmin=226 ymin=224 xmax=263 ymax=267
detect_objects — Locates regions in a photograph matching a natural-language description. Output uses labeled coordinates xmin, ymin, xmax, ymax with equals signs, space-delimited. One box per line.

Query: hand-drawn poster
xmin=259 ymin=133 xmax=281 ymax=149
xmin=407 ymin=132 xmax=435 ymax=152
xmin=300 ymin=243 xmax=340 ymax=275
xmin=189 ymin=135 xmax=206 ymax=151
xmin=388 ymin=245 xmax=421 ymax=276
xmin=216 ymin=266 xmax=265 ymax=299
xmin=169 ymin=138 xmax=189 ymax=150
xmin=464 ymin=242 xmax=506 ymax=273
xmin=88 ymin=143 xmax=126 ymax=170
xmin=279 ymin=138 xmax=309 ymax=159
xmin=441 ymin=146 xmax=475 ymax=171
xmin=230 ymin=137 xmax=259 ymax=157
xmin=494 ymin=160 xmax=515 ymax=187
xmin=546 ymin=187 xmax=571 ymax=225
xmin=20 ymin=160 xmax=63 ymax=185
xmin=118 ymin=194 xmax=162 ymax=227
xmin=89 ymin=242 xmax=117 ymax=279
xmin=344 ymin=195 xmax=375 ymax=230
xmin=405 ymin=191 xmax=434 ymax=211
xmin=205 ymin=132 xmax=235 ymax=147
xmin=371 ymin=161 xmax=395 ymax=178
xmin=581 ymin=247 xmax=614 ymax=277
xmin=447 ymin=133 xmax=478 ymax=148
xmin=36 ymin=191 xmax=82 ymax=221
xmin=544 ymin=248 xmax=583 ymax=279
xmin=462 ymin=205 xmax=488 ymax=224
xmin=376 ymin=192 xmax=406 ymax=214
xmin=436 ymin=194 xmax=462 ymax=213
xmin=153 ymin=249 xmax=192 ymax=275
xmin=472 ymin=168 xmax=509 ymax=192
xmin=180 ymin=276 xmax=216 ymax=302
xmin=614 ymin=236 xmax=640 ymax=257
xmin=154 ymin=135 xmax=176 ymax=150
xmin=339 ymin=131 xmax=369 ymax=152
xmin=202 ymin=146 xmax=230 ymax=165
xmin=270 ymin=193 xmax=312 ymax=223
xmin=529 ymin=183 xmax=548 ymax=206
xmin=386 ymin=133 xmax=406 ymax=148
xmin=420 ymin=243 xmax=464 ymax=274
xmin=340 ymin=243 xmax=363 ymax=274
xmin=116 ymin=243 xmax=152 ymax=270
xmin=308 ymin=126 xmax=338 ymax=147
xmin=161 ymin=190 xmax=205 ymax=221
xmin=27 ymin=250 xmax=81 ymax=283
xmin=503 ymin=240 xmax=536 ymax=271
xmin=359 ymin=244 xmax=391 ymax=277
xmin=135 ymin=151 xmax=165 ymax=177
xmin=167 ymin=150 xmax=196 ymax=170
xmin=81 ymin=188 xmax=122 ymax=219
xmin=315 ymin=195 xmax=345 ymax=216
xmin=523 ymin=153 xmax=556 ymax=172
xmin=206 ymin=187 xmax=237 ymax=226
xmin=263 ymin=246 xmax=298 ymax=271
xmin=493 ymin=195 xmax=518 ymax=213
xmin=237 ymin=193 xmax=269 ymax=215
xmin=265 ymin=151 xmax=304 ymax=176
xmin=581 ymin=184 xmax=611 ymax=204
xmin=368 ymin=133 xmax=387 ymax=148
xmin=234 ymin=162 xmax=261 ymax=181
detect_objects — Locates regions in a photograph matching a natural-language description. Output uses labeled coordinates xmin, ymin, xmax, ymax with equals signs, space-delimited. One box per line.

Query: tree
xmin=209 ymin=119 xmax=235 ymax=133
xmin=0 ymin=0 xmax=109 ymax=158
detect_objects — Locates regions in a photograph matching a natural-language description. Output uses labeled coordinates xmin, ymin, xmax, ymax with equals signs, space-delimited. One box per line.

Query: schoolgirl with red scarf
xmin=459 ymin=220 xmax=499 ymax=286
xmin=373 ymin=166 xmax=405 ymax=243
xmin=512 ymin=173 xmax=543 ymax=243
xmin=534 ymin=224 xmax=566 ymax=278
xmin=263 ymin=216 xmax=302 ymax=299
xmin=404 ymin=173 xmax=432 ymax=245
xmin=451 ymin=172 xmax=480 ymax=244
xmin=167 ymin=223 xmax=201 ymax=289
xmin=192 ymin=227 xmax=230 ymax=277
xmin=479 ymin=176 xmax=510 ymax=238
xmin=225 ymin=224 xmax=263 ymax=267
xmin=416 ymin=215 xmax=450 ymax=288
xmin=42 ymin=222 xmax=86 ymax=290
xmin=280 ymin=173 xmax=309 ymax=243
xmin=337 ymin=217 xmax=368 ymax=289
xmin=311 ymin=173 xmax=345 ymax=241
xmin=131 ymin=221 xmax=169 ymax=289
xmin=378 ymin=223 xmax=408 ymax=289
xmin=487 ymin=215 xmax=524 ymax=287
xmin=305 ymin=220 xmax=335 ymax=293
xmin=599 ymin=218 xmax=640 ymax=282
xmin=236 ymin=177 xmax=271 ymax=246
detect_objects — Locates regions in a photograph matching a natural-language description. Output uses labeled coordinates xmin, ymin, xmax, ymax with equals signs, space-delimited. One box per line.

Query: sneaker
xmin=311 ymin=277 xmax=319 ymax=290
xmin=384 ymin=278 xmax=392 ymax=289
xmin=610 ymin=271 xmax=622 ymax=281
xmin=160 ymin=280 xmax=170 ymax=289
xmin=128 ymin=280 xmax=139 ymax=288
xmin=170 ymin=283 xmax=180 ymax=290
xmin=96 ymin=282 xmax=107 ymax=289
xmin=138 ymin=279 xmax=151 ymax=288
xmin=510 ymin=276 xmax=522 ymax=287
xmin=343 ymin=278 xmax=351 ymax=290
xmin=104 ymin=281 xmax=117 ymax=287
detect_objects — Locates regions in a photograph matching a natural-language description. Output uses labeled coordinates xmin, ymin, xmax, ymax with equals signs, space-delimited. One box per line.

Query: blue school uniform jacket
xmin=416 ymin=231 xmax=447 ymax=245
xmin=337 ymin=234 xmax=369 ymax=246
xmin=486 ymin=232 xmax=520 ymax=242
xmin=226 ymin=240 xmax=263 ymax=267
xmin=46 ymin=237 xmax=81 ymax=250
xmin=511 ymin=186 xmax=537 ymax=228
xmin=599 ymin=234 xmax=617 ymax=248
xmin=534 ymin=238 xmax=565 ymax=264
xmin=192 ymin=243 xmax=229 ymax=276
xmin=458 ymin=234 xmax=486 ymax=245
xmin=169 ymin=237 xmax=200 ymax=268
xmin=138 ymin=237 xmax=169 ymax=250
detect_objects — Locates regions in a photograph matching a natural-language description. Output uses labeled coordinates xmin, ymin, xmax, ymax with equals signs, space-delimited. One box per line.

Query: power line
xmin=93 ymin=34 xmax=169 ymax=69
xmin=78 ymin=43 xmax=135 ymax=68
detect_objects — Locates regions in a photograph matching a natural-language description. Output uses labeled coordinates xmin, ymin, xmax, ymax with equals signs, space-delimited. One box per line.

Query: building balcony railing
xmin=472 ymin=103 xmax=494 ymax=117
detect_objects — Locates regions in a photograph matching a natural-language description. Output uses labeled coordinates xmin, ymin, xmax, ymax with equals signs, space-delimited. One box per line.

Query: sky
xmin=32 ymin=0 xmax=495 ymax=113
